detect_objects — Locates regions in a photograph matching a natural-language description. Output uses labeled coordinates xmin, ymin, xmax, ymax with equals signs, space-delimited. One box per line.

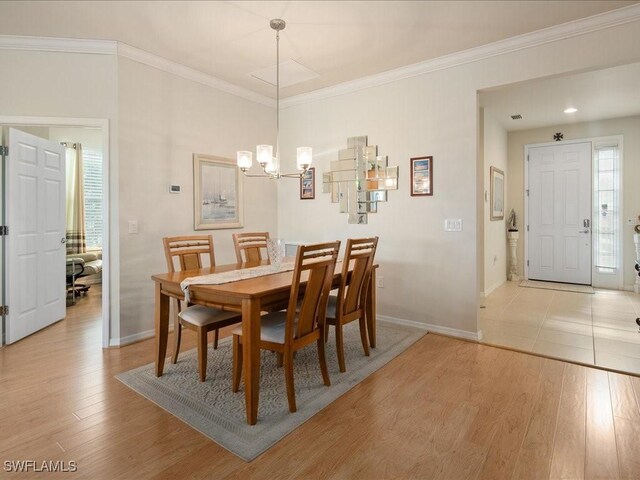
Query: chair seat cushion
xmin=179 ymin=305 xmax=240 ymax=327
xmin=232 ymin=311 xmax=292 ymax=344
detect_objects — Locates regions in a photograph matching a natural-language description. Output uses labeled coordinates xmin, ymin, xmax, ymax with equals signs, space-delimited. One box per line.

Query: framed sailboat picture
xmin=193 ymin=154 xmax=243 ymax=230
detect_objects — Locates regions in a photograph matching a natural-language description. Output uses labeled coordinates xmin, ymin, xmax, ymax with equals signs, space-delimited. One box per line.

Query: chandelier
xmin=236 ymin=19 xmax=312 ymax=179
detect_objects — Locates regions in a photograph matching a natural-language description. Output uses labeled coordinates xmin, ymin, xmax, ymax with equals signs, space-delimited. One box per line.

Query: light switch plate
xmin=128 ymin=220 xmax=138 ymax=234
xmin=444 ymin=219 xmax=463 ymax=232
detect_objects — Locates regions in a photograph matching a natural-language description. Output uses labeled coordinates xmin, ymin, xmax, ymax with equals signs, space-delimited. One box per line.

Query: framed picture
xmin=193 ymin=154 xmax=243 ymax=230
xmin=410 ymin=156 xmax=433 ymax=196
xmin=300 ymin=167 xmax=315 ymax=200
xmin=490 ymin=166 xmax=504 ymax=221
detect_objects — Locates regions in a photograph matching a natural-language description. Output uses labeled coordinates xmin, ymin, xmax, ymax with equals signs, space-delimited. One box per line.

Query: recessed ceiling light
xmin=564 ymin=107 xmax=578 ymax=114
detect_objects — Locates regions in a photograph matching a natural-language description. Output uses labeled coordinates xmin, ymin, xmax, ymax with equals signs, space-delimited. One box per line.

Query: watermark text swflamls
xmin=4 ymin=460 xmax=77 ymax=473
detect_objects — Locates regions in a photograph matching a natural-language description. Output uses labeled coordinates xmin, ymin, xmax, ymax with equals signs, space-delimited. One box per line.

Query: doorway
xmin=526 ymin=141 xmax=592 ymax=285
xmin=0 ymin=117 xmax=109 ymax=347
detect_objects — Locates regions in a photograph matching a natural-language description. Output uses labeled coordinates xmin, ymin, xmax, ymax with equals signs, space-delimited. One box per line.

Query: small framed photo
xmin=300 ymin=167 xmax=315 ymax=200
xmin=490 ymin=166 xmax=504 ymax=221
xmin=410 ymin=156 xmax=433 ymax=196
xmin=193 ymin=154 xmax=243 ymax=230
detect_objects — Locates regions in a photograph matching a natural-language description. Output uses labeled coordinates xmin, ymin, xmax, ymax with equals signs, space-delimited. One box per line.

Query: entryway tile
xmin=532 ymin=339 xmax=595 ymax=365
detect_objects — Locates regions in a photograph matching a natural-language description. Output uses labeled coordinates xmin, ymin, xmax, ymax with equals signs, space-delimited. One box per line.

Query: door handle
xmin=579 ymin=229 xmax=590 ymax=234
xmin=60 ymin=237 xmax=66 ymax=244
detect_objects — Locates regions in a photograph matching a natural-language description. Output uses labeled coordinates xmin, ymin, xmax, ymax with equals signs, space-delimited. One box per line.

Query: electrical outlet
xmin=376 ymin=276 xmax=384 ymax=288
xmin=128 ymin=220 xmax=138 ymax=234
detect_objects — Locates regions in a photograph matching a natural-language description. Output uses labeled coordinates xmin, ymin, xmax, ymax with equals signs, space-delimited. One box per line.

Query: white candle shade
xmin=237 ymin=151 xmax=252 ymax=170
xmin=296 ymin=147 xmax=312 ymax=170
xmin=257 ymin=145 xmax=273 ymax=166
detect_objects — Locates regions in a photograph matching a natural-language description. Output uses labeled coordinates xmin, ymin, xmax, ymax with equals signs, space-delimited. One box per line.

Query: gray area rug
xmin=116 ymin=321 xmax=426 ymax=461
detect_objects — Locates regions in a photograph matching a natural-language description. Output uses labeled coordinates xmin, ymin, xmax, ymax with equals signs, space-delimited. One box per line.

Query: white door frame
xmin=1 ymin=116 xmax=111 ymax=348
xmin=524 ymin=136 xmax=624 ymax=289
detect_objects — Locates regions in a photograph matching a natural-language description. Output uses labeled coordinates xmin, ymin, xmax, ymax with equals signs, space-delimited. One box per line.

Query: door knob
xmin=60 ymin=237 xmax=67 ymax=244
xmin=579 ymin=229 xmax=590 ymax=234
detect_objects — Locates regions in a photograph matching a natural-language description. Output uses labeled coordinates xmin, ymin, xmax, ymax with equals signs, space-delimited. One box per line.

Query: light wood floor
xmin=2 ymin=290 xmax=640 ymax=479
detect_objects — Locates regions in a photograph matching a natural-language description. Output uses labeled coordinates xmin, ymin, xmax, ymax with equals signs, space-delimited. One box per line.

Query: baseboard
xmin=378 ymin=315 xmax=479 ymax=342
xmin=482 ymin=278 xmax=506 ymax=298
xmin=110 ymin=324 xmax=175 ymax=348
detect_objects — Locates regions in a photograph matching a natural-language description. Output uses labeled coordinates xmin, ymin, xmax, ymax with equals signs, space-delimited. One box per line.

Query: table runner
xmin=180 ymin=262 xmax=296 ymax=302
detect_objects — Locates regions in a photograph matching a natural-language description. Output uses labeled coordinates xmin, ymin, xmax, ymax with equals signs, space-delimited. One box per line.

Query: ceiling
xmin=0 ymin=1 xmax=637 ymax=98
xmin=480 ymin=62 xmax=640 ymax=131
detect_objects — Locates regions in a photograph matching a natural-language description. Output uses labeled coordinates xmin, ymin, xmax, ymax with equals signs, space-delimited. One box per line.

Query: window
xmin=83 ymin=148 xmax=103 ymax=249
xmin=593 ymin=144 xmax=619 ymax=275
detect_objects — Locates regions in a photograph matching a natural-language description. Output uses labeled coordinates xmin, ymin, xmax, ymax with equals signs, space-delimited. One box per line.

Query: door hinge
xmin=526 ymin=189 xmax=529 ymax=197
xmin=527 ymin=225 xmax=529 ymax=232
xmin=0 ymin=305 xmax=8 ymax=316
xmin=527 ymin=260 xmax=530 ymax=266
xmin=527 ymin=154 xmax=529 ymax=162
xmin=0 ymin=226 xmax=7 ymax=236
xmin=0 ymin=145 xmax=7 ymax=156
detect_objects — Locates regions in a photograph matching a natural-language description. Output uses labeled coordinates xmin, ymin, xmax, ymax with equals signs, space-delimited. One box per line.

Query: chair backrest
xmin=163 ymin=235 xmax=215 ymax=272
xmin=285 ymin=241 xmax=340 ymax=342
xmin=232 ymin=232 xmax=270 ymax=263
xmin=337 ymin=237 xmax=379 ymax=318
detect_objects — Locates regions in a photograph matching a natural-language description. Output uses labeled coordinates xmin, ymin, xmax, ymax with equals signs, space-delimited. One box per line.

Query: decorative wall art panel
xmin=323 ymin=136 xmax=398 ymax=224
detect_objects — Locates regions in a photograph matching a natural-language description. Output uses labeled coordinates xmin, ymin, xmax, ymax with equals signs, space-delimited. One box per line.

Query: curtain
xmin=65 ymin=143 xmax=86 ymax=254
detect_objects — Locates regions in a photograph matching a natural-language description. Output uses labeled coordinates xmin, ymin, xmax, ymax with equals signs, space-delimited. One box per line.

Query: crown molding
xmin=280 ymin=4 xmax=640 ymax=108
xmin=0 ymin=35 xmax=275 ymax=108
xmin=116 ymin=43 xmax=274 ymax=107
xmin=2 ymin=3 xmax=639 ymax=110
xmin=0 ymin=34 xmax=117 ymax=54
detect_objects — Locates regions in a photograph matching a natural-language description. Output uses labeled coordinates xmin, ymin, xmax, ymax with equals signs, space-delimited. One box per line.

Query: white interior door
xmin=528 ymin=142 xmax=592 ymax=285
xmin=5 ymin=128 xmax=66 ymax=343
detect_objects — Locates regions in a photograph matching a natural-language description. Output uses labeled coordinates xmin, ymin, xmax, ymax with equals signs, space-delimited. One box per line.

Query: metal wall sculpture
xmin=322 ymin=136 xmax=398 ymax=224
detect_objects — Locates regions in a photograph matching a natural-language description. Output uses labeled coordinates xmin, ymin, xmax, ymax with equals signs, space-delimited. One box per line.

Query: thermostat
xmin=169 ymin=184 xmax=181 ymax=194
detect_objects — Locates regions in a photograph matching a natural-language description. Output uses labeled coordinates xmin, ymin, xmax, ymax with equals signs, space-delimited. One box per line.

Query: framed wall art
xmin=410 ymin=156 xmax=433 ymax=196
xmin=193 ymin=154 xmax=243 ymax=230
xmin=300 ymin=167 xmax=315 ymax=200
xmin=490 ymin=166 xmax=504 ymax=221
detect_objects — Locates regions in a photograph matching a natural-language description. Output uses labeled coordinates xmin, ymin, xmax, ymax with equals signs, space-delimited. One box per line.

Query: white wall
xmin=507 ymin=115 xmax=640 ymax=290
xmin=117 ymin=58 xmax=277 ymax=340
xmin=483 ymin=109 xmax=508 ymax=295
xmin=278 ymin=20 xmax=640 ymax=336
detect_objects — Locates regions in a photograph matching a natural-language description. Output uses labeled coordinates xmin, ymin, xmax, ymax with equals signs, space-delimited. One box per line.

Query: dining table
xmin=151 ymin=259 xmax=377 ymax=425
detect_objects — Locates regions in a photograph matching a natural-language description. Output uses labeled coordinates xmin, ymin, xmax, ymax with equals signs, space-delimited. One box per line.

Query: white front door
xmin=5 ymin=128 xmax=66 ymax=343
xmin=528 ymin=142 xmax=592 ymax=285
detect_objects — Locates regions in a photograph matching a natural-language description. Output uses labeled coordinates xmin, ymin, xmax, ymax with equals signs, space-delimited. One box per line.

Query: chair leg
xmin=232 ymin=335 xmax=242 ymax=392
xmin=317 ymin=335 xmax=331 ymax=386
xmin=197 ymin=327 xmax=208 ymax=382
xmin=359 ymin=316 xmax=370 ymax=357
xmin=172 ymin=300 xmax=182 ymax=364
xmin=276 ymin=352 xmax=284 ymax=368
xmin=324 ymin=323 xmax=330 ymax=343
xmin=335 ymin=322 xmax=346 ymax=373
xmin=284 ymin=350 xmax=297 ymax=413
xmin=213 ymin=328 xmax=219 ymax=350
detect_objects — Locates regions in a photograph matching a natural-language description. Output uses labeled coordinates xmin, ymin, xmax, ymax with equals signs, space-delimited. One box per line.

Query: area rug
xmin=116 ymin=321 xmax=426 ymax=461
xmin=520 ymin=279 xmax=594 ymax=294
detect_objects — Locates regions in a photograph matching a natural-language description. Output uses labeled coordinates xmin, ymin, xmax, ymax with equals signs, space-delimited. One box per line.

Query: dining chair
xmin=232 ymin=232 xmax=270 ymax=263
xmin=325 ymin=236 xmax=378 ymax=373
xmin=231 ymin=241 xmax=340 ymax=413
xmin=163 ymin=235 xmax=241 ymax=381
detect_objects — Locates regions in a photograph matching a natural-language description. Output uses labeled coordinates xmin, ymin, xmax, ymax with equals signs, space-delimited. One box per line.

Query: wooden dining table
xmin=151 ymin=259 xmax=377 ymax=425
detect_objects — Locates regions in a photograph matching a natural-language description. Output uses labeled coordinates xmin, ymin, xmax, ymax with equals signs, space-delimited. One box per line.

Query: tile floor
xmin=479 ymin=281 xmax=640 ymax=375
